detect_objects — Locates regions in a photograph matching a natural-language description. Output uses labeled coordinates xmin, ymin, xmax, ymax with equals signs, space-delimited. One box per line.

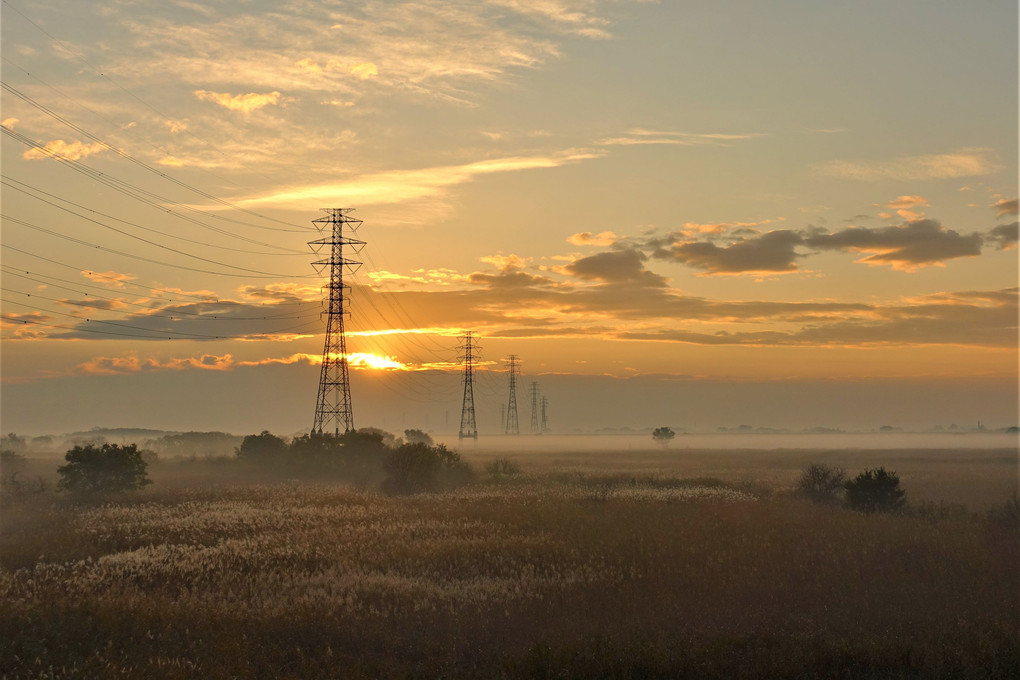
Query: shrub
xmin=844 ymin=467 xmax=906 ymax=513
xmin=56 ymin=443 xmax=152 ymax=496
xmin=382 ymin=443 xmax=473 ymax=495
xmin=795 ymin=463 xmax=847 ymax=504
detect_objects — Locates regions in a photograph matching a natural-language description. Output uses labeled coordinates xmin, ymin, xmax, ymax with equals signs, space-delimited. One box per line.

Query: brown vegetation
xmin=1 ymin=459 xmax=1017 ymax=678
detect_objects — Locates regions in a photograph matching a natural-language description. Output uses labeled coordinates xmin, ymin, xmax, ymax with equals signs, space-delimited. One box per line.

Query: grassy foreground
xmin=1 ymin=474 xmax=1018 ymax=679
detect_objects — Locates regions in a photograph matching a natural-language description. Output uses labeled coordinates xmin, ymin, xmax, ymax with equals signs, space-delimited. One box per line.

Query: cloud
xmin=58 ymin=298 xmax=127 ymax=311
xmin=650 ymin=230 xmax=805 ymax=275
xmin=986 ymin=222 xmax=1018 ymax=250
xmin=46 ymin=298 xmax=321 ymax=341
xmin=883 ymin=195 xmax=929 ymax=209
xmin=489 ymin=0 xmax=612 ymax=39
xmin=804 ymin=219 xmax=982 ymax=270
xmin=874 ymin=194 xmax=929 ymax=220
xmin=563 ymin=249 xmax=668 ymax=287
xmin=81 ymin=270 xmax=137 ymax=288
xmin=234 ymin=149 xmax=603 ymax=209
xmin=296 ymin=58 xmax=378 ymax=79
xmin=567 ymin=231 xmax=618 ymax=246
xmin=164 ymin=119 xmax=188 ymax=134
xmin=1 ymin=117 xmax=18 ymax=129
xmin=992 ymin=198 xmax=1018 ymax=217
xmin=22 ymin=139 xmax=105 ymax=161
xmin=193 ymin=90 xmax=290 ymax=113
xmin=599 ymin=129 xmax=767 ymax=147
xmin=817 ymin=149 xmax=1000 ymax=180
xmin=77 ymin=353 xmax=235 ymax=376
xmin=468 ymin=270 xmax=554 ymax=288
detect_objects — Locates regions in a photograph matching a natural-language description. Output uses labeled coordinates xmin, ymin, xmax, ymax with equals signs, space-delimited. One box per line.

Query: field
xmin=1 ymin=445 xmax=1018 ymax=679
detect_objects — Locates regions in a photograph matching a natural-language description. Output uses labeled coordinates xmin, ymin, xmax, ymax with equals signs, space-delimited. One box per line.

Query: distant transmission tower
xmin=458 ymin=331 xmax=479 ymax=439
xmin=505 ymin=355 xmax=520 ymax=435
xmin=500 ymin=404 xmax=506 ymax=432
xmin=540 ymin=395 xmax=549 ymax=433
xmin=529 ymin=381 xmax=540 ymax=434
xmin=309 ymin=208 xmax=365 ymax=435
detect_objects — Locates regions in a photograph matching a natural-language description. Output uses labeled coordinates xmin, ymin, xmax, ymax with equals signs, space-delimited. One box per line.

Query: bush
xmin=844 ymin=467 xmax=906 ymax=513
xmin=56 ymin=443 xmax=152 ymax=496
xmin=382 ymin=443 xmax=473 ymax=495
xmin=795 ymin=463 xmax=847 ymax=504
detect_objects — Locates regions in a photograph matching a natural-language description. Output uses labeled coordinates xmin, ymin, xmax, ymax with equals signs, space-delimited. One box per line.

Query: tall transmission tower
xmin=541 ymin=395 xmax=549 ymax=433
xmin=504 ymin=355 xmax=520 ymax=435
xmin=529 ymin=381 xmax=540 ymax=434
xmin=457 ymin=331 xmax=479 ymax=439
xmin=309 ymin=208 xmax=365 ymax=435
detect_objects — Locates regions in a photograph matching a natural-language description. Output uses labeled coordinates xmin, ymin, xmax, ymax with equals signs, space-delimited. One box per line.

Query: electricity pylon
xmin=529 ymin=381 xmax=540 ymax=434
xmin=504 ymin=355 xmax=520 ymax=435
xmin=309 ymin=208 xmax=365 ymax=435
xmin=540 ymin=395 xmax=549 ymax=433
xmin=458 ymin=331 xmax=479 ymax=439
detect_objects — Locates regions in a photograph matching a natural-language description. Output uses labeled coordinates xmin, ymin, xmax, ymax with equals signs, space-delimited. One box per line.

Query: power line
xmin=3 ymin=213 xmax=316 ymax=279
xmin=1 ymin=78 xmax=305 ymax=231
xmin=3 ymin=176 xmax=307 ymax=255
xmin=0 ymin=243 xmax=311 ymax=304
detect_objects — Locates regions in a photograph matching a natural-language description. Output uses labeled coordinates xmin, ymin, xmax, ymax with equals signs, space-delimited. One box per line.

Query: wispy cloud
xmin=235 ymin=149 xmax=603 ymax=209
xmin=22 ymin=139 xmax=105 ymax=161
xmin=193 ymin=90 xmax=290 ymax=113
xmin=599 ymin=129 xmax=767 ymax=147
xmin=817 ymin=149 xmax=1000 ymax=181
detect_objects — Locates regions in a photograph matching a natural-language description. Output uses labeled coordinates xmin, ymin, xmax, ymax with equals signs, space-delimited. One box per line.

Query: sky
xmin=1 ymin=0 xmax=1017 ymax=437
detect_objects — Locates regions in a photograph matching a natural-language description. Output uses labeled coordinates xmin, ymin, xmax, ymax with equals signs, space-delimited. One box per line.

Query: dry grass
xmin=1 ymin=465 xmax=1017 ymax=679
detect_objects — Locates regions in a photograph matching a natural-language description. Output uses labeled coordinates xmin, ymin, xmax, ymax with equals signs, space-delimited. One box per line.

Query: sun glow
xmin=341 ymin=352 xmax=409 ymax=370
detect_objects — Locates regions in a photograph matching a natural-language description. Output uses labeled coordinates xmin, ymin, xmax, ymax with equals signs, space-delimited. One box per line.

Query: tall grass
xmin=1 ymin=474 xmax=1017 ymax=678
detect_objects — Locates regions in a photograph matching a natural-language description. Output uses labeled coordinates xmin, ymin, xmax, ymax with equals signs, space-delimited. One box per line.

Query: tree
xmin=844 ymin=467 xmax=906 ymax=513
xmin=403 ymin=429 xmax=434 ymax=446
xmin=652 ymin=427 xmax=675 ymax=447
xmin=3 ymin=433 xmax=27 ymax=453
xmin=382 ymin=443 xmax=473 ymax=495
xmin=57 ymin=443 xmax=152 ymax=496
xmin=796 ymin=463 xmax=847 ymax=504
xmin=235 ymin=431 xmax=287 ymax=461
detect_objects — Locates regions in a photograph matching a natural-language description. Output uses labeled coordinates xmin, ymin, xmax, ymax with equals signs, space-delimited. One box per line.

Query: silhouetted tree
xmin=3 ymin=433 xmax=27 ymax=453
xmin=57 ymin=443 xmax=151 ymax=496
xmin=796 ymin=463 xmax=847 ymax=504
xmin=236 ymin=431 xmax=287 ymax=461
xmin=382 ymin=443 xmax=473 ymax=495
xmin=403 ymin=429 xmax=434 ymax=446
xmin=845 ymin=467 xmax=906 ymax=513
xmin=652 ymin=427 xmax=675 ymax=447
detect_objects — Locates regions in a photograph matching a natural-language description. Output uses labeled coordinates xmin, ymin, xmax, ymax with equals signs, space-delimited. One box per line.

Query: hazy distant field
xmin=2 ymin=441 xmax=1017 ymax=678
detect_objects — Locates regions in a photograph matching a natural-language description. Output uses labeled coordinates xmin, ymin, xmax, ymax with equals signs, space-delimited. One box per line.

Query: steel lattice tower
xmin=457 ymin=331 xmax=479 ymax=439
xmin=504 ymin=355 xmax=520 ymax=435
xmin=529 ymin=381 xmax=540 ymax=434
xmin=309 ymin=208 xmax=365 ymax=435
xmin=540 ymin=395 xmax=549 ymax=433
